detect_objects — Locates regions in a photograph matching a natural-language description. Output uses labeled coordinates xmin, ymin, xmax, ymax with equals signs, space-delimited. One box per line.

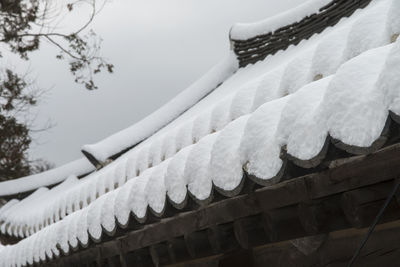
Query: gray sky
xmin=21 ymin=0 xmax=304 ymax=166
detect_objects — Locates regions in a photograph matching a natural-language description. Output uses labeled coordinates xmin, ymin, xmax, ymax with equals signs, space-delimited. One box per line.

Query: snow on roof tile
xmin=1 ymin=0 xmax=400 ymax=264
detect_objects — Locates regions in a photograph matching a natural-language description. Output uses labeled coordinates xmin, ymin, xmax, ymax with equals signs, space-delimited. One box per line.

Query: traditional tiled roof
xmin=1 ymin=0 xmax=399 ymax=266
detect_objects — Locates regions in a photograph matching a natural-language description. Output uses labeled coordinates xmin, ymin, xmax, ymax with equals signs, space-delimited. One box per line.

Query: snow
xmin=165 ymin=146 xmax=192 ymax=207
xmin=210 ymin=116 xmax=249 ymax=193
xmin=344 ymin=0 xmax=393 ymax=59
xmin=146 ymin=160 xmax=170 ymax=215
xmin=114 ymin=179 xmax=133 ymax=226
xmin=324 ymin=46 xmax=390 ymax=147
xmin=280 ymin=78 xmax=331 ymax=160
xmin=184 ymin=133 xmax=218 ymax=202
xmin=3 ymin=38 xmax=400 ymax=266
xmin=0 ymin=157 xmax=94 ymax=197
xmin=241 ymin=98 xmax=288 ymax=181
xmin=128 ymin=171 xmax=150 ymax=221
xmin=2 ymin=1 xmax=400 ymax=265
xmin=309 ymin=26 xmax=350 ymax=80
xmin=88 ymin=193 xmax=107 ymax=241
xmin=82 ymin=52 xmax=239 ymax=164
xmin=0 ymin=200 xmax=19 ymax=216
xmin=230 ymin=0 xmax=331 ymax=40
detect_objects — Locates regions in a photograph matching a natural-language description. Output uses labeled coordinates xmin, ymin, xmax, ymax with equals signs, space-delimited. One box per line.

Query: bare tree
xmin=0 ymin=0 xmax=113 ymax=180
xmin=0 ymin=0 xmax=114 ymax=89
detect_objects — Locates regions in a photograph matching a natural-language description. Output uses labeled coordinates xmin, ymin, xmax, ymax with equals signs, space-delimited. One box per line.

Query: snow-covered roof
xmin=0 ymin=158 xmax=94 ymax=197
xmin=1 ymin=0 xmax=400 ymax=265
xmin=3 ymin=38 xmax=400 ymax=265
xmin=230 ymin=0 xmax=331 ymax=40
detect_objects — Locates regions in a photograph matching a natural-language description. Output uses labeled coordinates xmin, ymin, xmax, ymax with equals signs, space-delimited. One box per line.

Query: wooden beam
xmin=166 ymin=237 xmax=192 ymax=263
xmin=98 ymin=240 xmax=120 ymax=260
xmin=341 ymin=181 xmax=400 ymax=228
xmin=121 ymin=192 xmax=260 ymax=253
xmin=106 ymin=256 xmax=119 ymax=267
xmin=252 ymin=220 xmax=400 ymax=267
xmin=130 ymin=248 xmax=154 ymax=267
xmin=305 ymin=143 xmax=400 ymax=199
xmin=95 ymin=247 xmax=104 ymax=267
xmin=149 ymin=243 xmax=171 ymax=267
xmin=297 ymin=196 xmax=348 ymax=235
xmin=218 ymin=249 xmax=254 ymax=267
xmin=290 ymin=234 xmax=327 ymax=256
xmin=297 ymin=201 xmax=326 ymax=235
xmin=233 ymin=215 xmax=268 ymax=249
xmin=184 ymin=230 xmax=214 ymax=259
xmin=206 ymin=223 xmax=239 ymax=254
xmin=149 ymin=245 xmax=160 ymax=267
xmin=263 ymin=205 xmax=305 ymax=243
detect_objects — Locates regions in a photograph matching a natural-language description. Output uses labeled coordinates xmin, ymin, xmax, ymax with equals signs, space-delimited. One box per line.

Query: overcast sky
xmin=17 ymin=0 xmax=304 ymax=166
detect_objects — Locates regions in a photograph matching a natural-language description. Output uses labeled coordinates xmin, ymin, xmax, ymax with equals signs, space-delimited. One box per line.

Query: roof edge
xmin=81 ymin=51 xmax=238 ymax=165
xmin=0 ymin=157 xmax=94 ymax=197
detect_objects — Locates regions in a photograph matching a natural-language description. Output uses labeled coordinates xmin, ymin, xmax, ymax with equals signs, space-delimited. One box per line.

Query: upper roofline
xmin=80 ymin=0 xmax=373 ymax=167
xmin=81 ymin=53 xmax=238 ymax=166
xmin=230 ymin=0 xmax=372 ymax=67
